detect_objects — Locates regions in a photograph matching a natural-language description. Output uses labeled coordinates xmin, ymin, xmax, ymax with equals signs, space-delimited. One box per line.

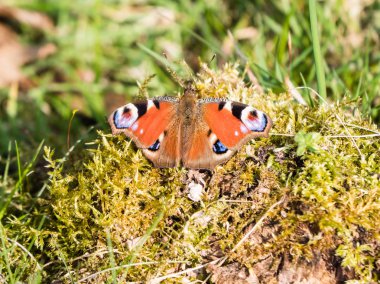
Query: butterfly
xmin=108 ymin=87 xmax=272 ymax=170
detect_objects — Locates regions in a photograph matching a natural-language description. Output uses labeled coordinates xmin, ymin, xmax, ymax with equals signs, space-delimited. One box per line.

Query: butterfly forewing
xmin=201 ymin=100 xmax=272 ymax=150
xmin=108 ymin=97 xmax=181 ymax=167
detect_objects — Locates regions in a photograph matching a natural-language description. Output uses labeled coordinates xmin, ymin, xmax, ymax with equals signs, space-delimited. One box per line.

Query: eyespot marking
xmin=213 ymin=140 xmax=228 ymax=154
xmin=113 ymin=104 xmax=138 ymax=129
xmin=248 ymin=110 xmax=258 ymax=120
xmin=148 ymin=140 xmax=160 ymax=151
xmin=241 ymin=108 xmax=268 ymax=132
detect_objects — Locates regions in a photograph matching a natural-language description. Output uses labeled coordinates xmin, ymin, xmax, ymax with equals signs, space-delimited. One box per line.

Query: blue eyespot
xmin=213 ymin=140 xmax=228 ymax=154
xmin=114 ymin=108 xmax=132 ymax=129
xmin=148 ymin=140 xmax=160 ymax=151
xmin=254 ymin=114 xmax=267 ymax=132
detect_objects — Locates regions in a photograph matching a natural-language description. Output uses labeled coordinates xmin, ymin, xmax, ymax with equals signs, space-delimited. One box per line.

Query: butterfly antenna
xmin=180 ymin=59 xmax=194 ymax=80
xmin=162 ymin=53 xmax=186 ymax=88
xmin=138 ymin=74 xmax=156 ymax=99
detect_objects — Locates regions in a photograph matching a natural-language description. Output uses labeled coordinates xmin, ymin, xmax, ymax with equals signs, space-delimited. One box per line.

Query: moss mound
xmin=36 ymin=64 xmax=380 ymax=282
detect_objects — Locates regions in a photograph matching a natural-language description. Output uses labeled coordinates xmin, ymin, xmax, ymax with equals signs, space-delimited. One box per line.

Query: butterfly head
xmin=183 ymin=86 xmax=197 ymax=97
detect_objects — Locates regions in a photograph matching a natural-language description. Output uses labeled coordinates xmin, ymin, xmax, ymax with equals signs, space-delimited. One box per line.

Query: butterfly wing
xmin=142 ymin=120 xmax=181 ymax=168
xmin=182 ymin=99 xmax=272 ymax=170
xmin=202 ymin=100 xmax=272 ymax=149
xmin=108 ymin=97 xmax=181 ymax=167
xmin=181 ymin=118 xmax=237 ymax=169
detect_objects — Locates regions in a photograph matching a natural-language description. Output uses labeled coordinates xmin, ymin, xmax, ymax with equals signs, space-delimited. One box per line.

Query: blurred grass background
xmin=0 ymin=0 xmax=379 ymax=157
xmin=0 ymin=0 xmax=379 ymax=281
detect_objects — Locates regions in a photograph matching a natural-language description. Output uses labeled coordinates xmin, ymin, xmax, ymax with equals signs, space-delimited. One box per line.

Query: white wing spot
xmin=140 ymin=129 xmax=144 ymax=134
xmin=234 ymin=130 xmax=239 ymax=136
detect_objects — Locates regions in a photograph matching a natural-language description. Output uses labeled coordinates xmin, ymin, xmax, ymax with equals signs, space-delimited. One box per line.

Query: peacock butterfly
xmin=108 ymin=86 xmax=272 ymax=170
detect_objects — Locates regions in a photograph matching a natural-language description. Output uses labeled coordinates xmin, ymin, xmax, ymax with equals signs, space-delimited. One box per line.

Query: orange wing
xmin=109 ymin=98 xmax=177 ymax=148
xmin=202 ymin=101 xmax=272 ymax=149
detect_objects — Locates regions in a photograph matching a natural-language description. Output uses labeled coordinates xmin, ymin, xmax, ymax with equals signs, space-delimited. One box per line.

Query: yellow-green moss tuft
xmin=37 ymin=63 xmax=380 ymax=282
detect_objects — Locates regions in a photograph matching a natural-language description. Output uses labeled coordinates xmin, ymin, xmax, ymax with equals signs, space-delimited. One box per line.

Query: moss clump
xmin=17 ymin=63 xmax=380 ymax=282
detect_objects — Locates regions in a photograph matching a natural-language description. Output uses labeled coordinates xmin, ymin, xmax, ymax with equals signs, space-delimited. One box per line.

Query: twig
xmin=43 ymin=248 xmax=122 ymax=269
xmin=285 ymin=77 xmax=307 ymax=105
xmin=345 ymin=123 xmax=380 ymax=135
xmin=271 ymin=133 xmax=295 ymax=137
xmin=326 ymin=134 xmax=380 ymax=138
xmin=6 ymin=237 xmax=42 ymax=270
xmin=148 ymin=259 xmax=220 ymax=284
xmin=77 ymin=261 xmax=189 ymax=283
xmin=229 ymin=196 xmax=285 ymax=253
xmin=271 ymin=133 xmax=380 ymax=138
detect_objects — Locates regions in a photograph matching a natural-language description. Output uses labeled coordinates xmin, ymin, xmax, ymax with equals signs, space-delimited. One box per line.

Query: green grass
xmin=0 ymin=0 xmax=379 ymax=153
xmin=0 ymin=0 xmax=379 ymax=282
xmin=308 ymin=0 xmax=326 ymax=100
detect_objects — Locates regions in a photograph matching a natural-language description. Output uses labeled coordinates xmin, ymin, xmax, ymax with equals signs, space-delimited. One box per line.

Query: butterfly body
xmin=109 ymin=88 xmax=272 ymax=170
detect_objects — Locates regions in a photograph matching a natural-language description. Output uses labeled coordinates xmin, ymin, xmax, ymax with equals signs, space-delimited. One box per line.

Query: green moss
xmin=8 ymin=63 xmax=380 ymax=282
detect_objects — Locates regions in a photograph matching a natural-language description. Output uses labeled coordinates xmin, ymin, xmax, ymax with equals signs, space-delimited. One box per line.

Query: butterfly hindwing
xmin=142 ymin=123 xmax=180 ymax=168
xmin=202 ymin=100 xmax=272 ymax=150
xmin=181 ymin=118 xmax=237 ymax=169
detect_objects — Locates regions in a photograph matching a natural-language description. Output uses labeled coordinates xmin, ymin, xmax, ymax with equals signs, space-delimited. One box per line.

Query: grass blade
xmin=122 ymin=205 xmax=166 ymax=278
xmin=0 ymin=140 xmax=44 ymax=221
xmin=106 ymin=229 xmax=117 ymax=283
xmin=309 ymin=0 xmax=327 ymax=101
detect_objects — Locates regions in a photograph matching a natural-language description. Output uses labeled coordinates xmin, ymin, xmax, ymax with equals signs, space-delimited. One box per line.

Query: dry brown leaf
xmin=0 ymin=24 xmax=31 ymax=86
xmin=0 ymin=24 xmax=56 ymax=87
xmin=0 ymin=5 xmax=54 ymax=31
xmin=104 ymin=5 xmax=175 ymax=28
xmin=235 ymin=27 xmax=259 ymax=40
xmin=0 ymin=6 xmax=56 ymax=87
